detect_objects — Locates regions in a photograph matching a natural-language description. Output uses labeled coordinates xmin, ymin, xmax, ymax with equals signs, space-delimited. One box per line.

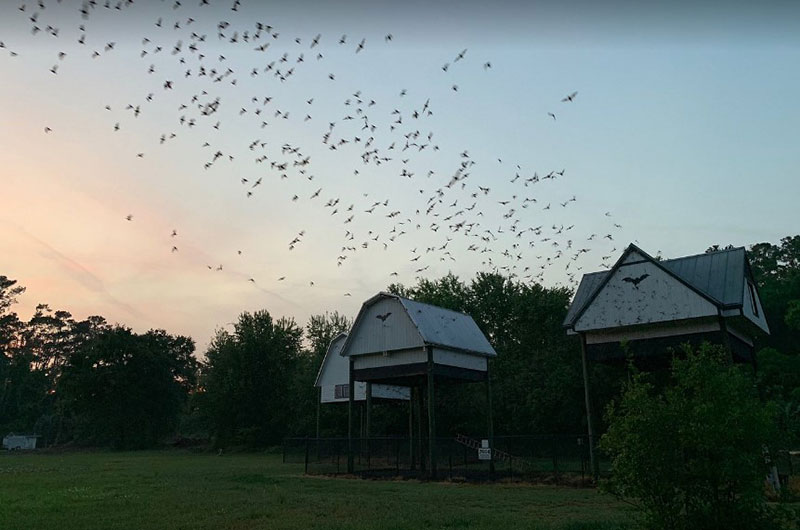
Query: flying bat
xmin=561 ymin=91 xmax=578 ymax=102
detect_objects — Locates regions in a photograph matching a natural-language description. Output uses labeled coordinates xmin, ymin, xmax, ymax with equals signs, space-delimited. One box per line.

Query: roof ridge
xmin=661 ymin=246 xmax=745 ymax=263
xmin=393 ymin=293 xmax=474 ymax=319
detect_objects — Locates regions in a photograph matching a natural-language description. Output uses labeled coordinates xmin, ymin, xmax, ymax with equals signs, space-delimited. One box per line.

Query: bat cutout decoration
xmin=622 ymin=273 xmax=650 ymax=288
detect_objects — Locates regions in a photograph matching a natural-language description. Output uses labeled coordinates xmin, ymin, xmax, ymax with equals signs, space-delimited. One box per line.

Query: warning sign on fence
xmin=478 ymin=447 xmax=492 ymax=461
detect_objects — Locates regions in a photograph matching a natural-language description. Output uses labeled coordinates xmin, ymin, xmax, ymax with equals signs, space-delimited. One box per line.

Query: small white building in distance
xmin=3 ymin=433 xmax=39 ymax=450
xmin=315 ymin=332 xmax=410 ymax=403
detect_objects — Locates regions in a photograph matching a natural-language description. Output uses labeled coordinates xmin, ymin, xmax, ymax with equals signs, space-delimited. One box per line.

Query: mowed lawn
xmin=0 ymin=451 xmax=635 ymax=530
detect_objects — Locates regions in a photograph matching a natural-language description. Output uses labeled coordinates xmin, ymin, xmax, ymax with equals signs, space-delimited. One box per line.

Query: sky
xmin=1 ymin=0 xmax=799 ymax=352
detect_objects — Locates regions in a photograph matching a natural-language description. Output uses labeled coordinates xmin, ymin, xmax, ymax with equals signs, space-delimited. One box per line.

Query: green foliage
xmin=757 ymin=347 xmax=800 ymax=447
xmin=786 ymin=300 xmax=800 ymax=332
xmin=749 ymin=236 xmax=800 ymax=354
xmin=601 ymin=344 xmax=780 ymax=530
xmin=305 ymin=311 xmax=351 ymax=361
xmin=0 ymin=276 xmax=42 ymax=436
xmin=59 ymin=326 xmax=197 ymax=449
xmin=199 ymin=310 xmax=303 ymax=446
xmin=389 ymin=272 xmax=584 ymax=435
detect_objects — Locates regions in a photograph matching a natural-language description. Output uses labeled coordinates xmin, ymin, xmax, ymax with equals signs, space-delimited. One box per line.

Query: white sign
xmin=478 ymin=447 xmax=492 ymax=461
xmin=481 ymin=439 xmax=489 ymax=448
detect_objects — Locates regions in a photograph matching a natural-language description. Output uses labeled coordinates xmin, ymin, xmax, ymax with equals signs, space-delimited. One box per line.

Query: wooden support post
xmin=347 ymin=358 xmax=354 ymax=474
xmin=486 ymin=363 xmax=495 ymax=477
xmin=427 ymin=346 xmax=437 ymax=479
xmin=365 ymin=382 xmax=372 ymax=469
xmin=316 ymin=386 xmax=321 ymax=461
xmin=718 ymin=315 xmax=735 ymax=365
xmin=416 ymin=384 xmax=425 ymax=474
xmin=316 ymin=386 xmax=321 ymax=440
xmin=580 ymin=333 xmax=598 ymax=481
xmin=409 ymin=390 xmax=415 ymax=470
xmin=365 ymin=382 xmax=372 ymax=437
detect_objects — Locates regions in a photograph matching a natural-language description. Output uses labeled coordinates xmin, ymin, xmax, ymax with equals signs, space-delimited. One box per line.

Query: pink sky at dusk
xmin=2 ymin=1 xmax=799 ymax=352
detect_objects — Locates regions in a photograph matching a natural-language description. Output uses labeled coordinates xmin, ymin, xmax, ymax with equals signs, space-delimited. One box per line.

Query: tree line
xmin=1 ymin=235 xmax=797 ymax=449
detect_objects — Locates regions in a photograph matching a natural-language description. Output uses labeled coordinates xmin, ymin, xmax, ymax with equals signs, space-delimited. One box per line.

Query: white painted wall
xmin=345 ymin=298 xmax=424 ymax=356
xmin=320 ymin=381 xmax=410 ymax=404
xmin=2 ymin=435 xmax=38 ymax=450
xmin=432 ymin=348 xmax=487 ymax=371
xmin=352 ymin=348 xmax=427 ymax=369
xmin=373 ymin=384 xmax=411 ymax=400
xmin=585 ymin=320 xmax=721 ymax=345
xmin=317 ymin=336 xmax=349 ymax=389
xmin=741 ymin=280 xmax=770 ymax=333
xmin=574 ymin=252 xmax=718 ymax=332
xmin=317 ymin=337 xmax=410 ymax=403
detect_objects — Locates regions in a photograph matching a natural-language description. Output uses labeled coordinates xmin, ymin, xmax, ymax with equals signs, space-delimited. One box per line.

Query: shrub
xmin=600 ymin=344 xmax=781 ymax=530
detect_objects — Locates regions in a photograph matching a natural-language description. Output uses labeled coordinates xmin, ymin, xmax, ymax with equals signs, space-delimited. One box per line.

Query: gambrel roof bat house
xmin=341 ymin=292 xmax=497 ymax=384
xmin=564 ymin=243 xmax=770 ymax=365
xmin=340 ymin=292 xmax=497 ymax=477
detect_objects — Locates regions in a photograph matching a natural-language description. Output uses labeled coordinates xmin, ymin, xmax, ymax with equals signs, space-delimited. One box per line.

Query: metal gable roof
xmin=341 ymin=292 xmax=497 ymax=357
xmin=563 ymin=245 xmax=748 ymax=329
xmin=660 ymin=247 xmax=746 ymax=307
xmin=397 ymin=296 xmax=497 ymax=357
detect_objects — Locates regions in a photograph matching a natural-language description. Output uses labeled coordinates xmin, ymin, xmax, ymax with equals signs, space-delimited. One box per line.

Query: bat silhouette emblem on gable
xmin=621 ymin=273 xmax=649 ymax=288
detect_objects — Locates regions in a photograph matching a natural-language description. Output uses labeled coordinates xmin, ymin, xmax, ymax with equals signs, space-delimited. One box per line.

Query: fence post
xmin=416 ymin=386 xmax=425 ymax=476
xmin=426 ymin=346 xmax=437 ymax=479
xmin=348 ymin=359 xmax=355 ymax=474
xmin=486 ymin=365 xmax=495 ymax=479
xmin=282 ymin=439 xmax=286 ymax=464
xmin=580 ymin=333 xmax=598 ymax=481
xmin=409 ymin=395 xmax=415 ymax=470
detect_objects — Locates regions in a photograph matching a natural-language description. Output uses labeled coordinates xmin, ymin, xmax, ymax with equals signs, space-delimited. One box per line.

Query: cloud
xmin=0 ymin=219 xmax=148 ymax=323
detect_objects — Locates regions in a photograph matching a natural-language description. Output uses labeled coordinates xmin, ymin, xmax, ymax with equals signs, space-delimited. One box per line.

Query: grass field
xmin=0 ymin=450 xmax=636 ymax=530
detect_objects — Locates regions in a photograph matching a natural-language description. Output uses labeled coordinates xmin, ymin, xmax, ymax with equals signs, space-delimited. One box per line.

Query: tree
xmin=757 ymin=347 xmax=800 ymax=448
xmin=305 ymin=311 xmax=351 ymax=362
xmin=59 ymin=326 xmax=197 ymax=448
xmin=785 ymin=300 xmax=800 ymax=332
xmin=388 ymin=272 xmax=586 ymax=435
xmin=199 ymin=310 xmax=303 ymax=447
xmin=600 ymin=344 xmax=779 ymax=530
xmin=748 ymin=236 xmax=800 ymax=354
xmin=0 ymin=275 xmax=25 ymax=357
xmin=0 ymin=276 xmax=40 ymax=436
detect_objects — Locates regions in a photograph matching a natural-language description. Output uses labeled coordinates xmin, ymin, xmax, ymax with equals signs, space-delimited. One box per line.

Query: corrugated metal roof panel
xmin=399 ymin=297 xmax=497 ymax=356
xmin=661 ymin=247 xmax=745 ymax=306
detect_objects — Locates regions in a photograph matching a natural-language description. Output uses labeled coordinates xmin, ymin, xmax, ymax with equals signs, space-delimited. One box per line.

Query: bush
xmin=600 ymin=344 xmax=782 ymax=530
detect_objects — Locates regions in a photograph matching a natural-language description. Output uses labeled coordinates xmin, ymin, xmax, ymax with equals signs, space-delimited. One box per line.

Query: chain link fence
xmin=284 ymin=434 xmax=598 ymax=485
